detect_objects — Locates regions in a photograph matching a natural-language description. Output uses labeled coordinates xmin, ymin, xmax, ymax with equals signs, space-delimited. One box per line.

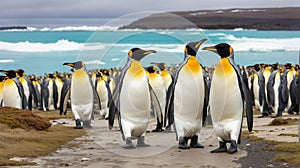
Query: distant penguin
xmin=288 ymin=70 xmax=299 ymax=114
xmin=41 ymin=74 xmax=54 ymax=111
xmin=151 ymin=62 xmax=172 ymax=91
xmin=0 ymin=70 xmax=26 ymax=109
xmin=267 ymin=70 xmax=288 ymax=116
xmin=0 ymin=76 xmax=6 ymax=106
xmin=95 ymin=71 xmax=110 ymax=119
xmin=16 ymin=69 xmax=35 ymax=110
xmin=166 ymin=39 xmax=208 ymax=149
xmin=61 ymin=61 xmax=95 ymax=129
xmin=54 ymin=72 xmax=64 ymax=109
xmin=145 ymin=65 xmax=166 ymax=132
xmin=203 ymin=43 xmax=253 ymax=154
xmin=108 ymin=48 xmax=161 ymax=149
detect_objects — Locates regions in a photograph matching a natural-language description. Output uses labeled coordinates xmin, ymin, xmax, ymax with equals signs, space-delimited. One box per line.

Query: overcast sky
xmin=1 ymin=0 xmax=300 ymax=27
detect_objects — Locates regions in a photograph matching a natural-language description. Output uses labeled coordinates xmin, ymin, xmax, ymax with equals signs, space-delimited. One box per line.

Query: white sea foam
xmin=0 ymin=59 xmax=14 ymax=63
xmin=85 ymin=60 xmax=106 ymax=65
xmin=111 ymin=58 xmax=120 ymax=61
xmin=0 ymin=40 xmax=86 ymax=52
xmin=218 ymin=34 xmax=300 ymax=52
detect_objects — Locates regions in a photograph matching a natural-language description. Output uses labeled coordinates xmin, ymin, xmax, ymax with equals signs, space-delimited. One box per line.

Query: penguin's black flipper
xmin=149 ymin=84 xmax=163 ymax=132
xmin=53 ymin=81 xmax=58 ymax=110
xmin=278 ymin=72 xmax=288 ymax=114
xmin=267 ymin=71 xmax=276 ymax=107
xmin=94 ymin=78 xmax=102 ymax=111
xmin=230 ymin=58 xmax=253 ymax=132
xmin=60 ymin=79 xmax=71 ymax=115
xmin=13 ymin=78 xmax=26 ymax=110
xmin=202 ymin=77 xmax=209 ymax=127
xmin=25 ymin=78 xmax=34 ymax=111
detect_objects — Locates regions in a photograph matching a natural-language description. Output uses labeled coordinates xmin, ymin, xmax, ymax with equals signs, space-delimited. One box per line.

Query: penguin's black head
xmin=185 ymin=39 xmax=207 ymax=56
xmin=63 ymin=61 xmax=85 ymax=70
xmin=151 ymin=62 xmax=166 ymax=70
xmin=0 ymin=75 xmax=6 ymax=82
xmin=145 ymin=66 xmax=157 ymax=73
xmin=0 ymin=70 xmax=17 ymax=78
xmin=128 ymin=48 xmax=156 ymax=61
xmin=202 ymin=43 xmax=233 ymax=58
xmin=16 ymin=69 xmax=25 ymax=77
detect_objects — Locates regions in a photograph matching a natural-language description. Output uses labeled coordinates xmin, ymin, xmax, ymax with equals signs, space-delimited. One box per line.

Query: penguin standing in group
xmin=16 ymin=69 xmax=35 ymax=110
xmin=0 ymin=76 xmax=6 ymax=106
xmin=61 ymin=61 xmax=95 ymax=129
xmin=109 ymin=48 xmax=162 ymax=149
xmin=166 ymin=39 xmax=208 ymax=149
xmin=0 ymin=70 xmax=26 ymax=109
xmin=203 ymin=43 xmax=253 ymax=154
xmin=95 ymin=71 xmax=110 ymax=119
xmin=40 ymin=74 xmax=55 ymax=111
xmin=145 ymin=65 xmax=166 ymax=132
xmin=151 ymin=62 xmax=173 ymax=91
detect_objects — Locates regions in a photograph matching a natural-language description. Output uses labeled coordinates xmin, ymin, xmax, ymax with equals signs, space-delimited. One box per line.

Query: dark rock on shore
xmin=0 ymin=26 xmax=27 ymax=30
xmin=121 ymin=7 xmax=300 ymax=30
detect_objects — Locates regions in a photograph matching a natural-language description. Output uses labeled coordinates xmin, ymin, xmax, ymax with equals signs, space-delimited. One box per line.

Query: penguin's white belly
xmin=3 ymin=80 xmax=21 ymax=109
xmin=209 ymin=63 xmax=243 ymax=141
xmin=149 ymin=75 xmax=166 ymax=118
xmin=120 ymin=71 xmax=151 ymax=138
xmin=272 ymin=76 xmax=280 ymax=114
xmin=71 ymin=71 xmax=94 ymax=121
xmin=96 ymin=80 xmax=108 ymax=116
xmin=253 ymin=78 xmax=260 ymax=110
xmin=174 ymin=69 xmax=204 ymax=137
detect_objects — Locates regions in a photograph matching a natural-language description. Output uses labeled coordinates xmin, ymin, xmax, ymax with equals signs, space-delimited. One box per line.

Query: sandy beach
xmin=8 ymin=113 xmax=298 ymax=168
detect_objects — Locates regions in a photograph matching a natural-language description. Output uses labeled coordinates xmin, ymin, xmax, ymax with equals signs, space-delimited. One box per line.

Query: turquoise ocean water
xmin=0 ymin=27 xmax=299 ymax=75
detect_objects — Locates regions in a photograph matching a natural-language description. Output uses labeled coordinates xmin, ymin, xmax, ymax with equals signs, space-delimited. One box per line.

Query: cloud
xmin=0 ymin=0 xmax=299 ymax=26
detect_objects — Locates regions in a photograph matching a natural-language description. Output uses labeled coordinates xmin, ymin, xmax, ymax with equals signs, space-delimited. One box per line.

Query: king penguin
xmin=61 ymin=61 xmax=95 ymax=129
xmin=145 ymin=65 xmax=166 ymax=132
xmin=108 ymin=48 xmax=162 ymax=149
xmin=166 ymin=39 xmax=208 ymax=149
xmin=0 ymin=70 xmax=26 ymax=109
xmin=16 ymin=69 xmax=35 ymax=110
xmin=203 ymin=43 xmax=253 ymax=154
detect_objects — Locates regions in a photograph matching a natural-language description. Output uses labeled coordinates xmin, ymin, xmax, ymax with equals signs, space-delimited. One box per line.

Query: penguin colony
xmin=1 ymin=39 xmax=299 ymax=153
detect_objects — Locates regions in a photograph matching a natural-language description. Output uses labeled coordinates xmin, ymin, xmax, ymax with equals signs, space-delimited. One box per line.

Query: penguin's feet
xmin=151 ymin=127 xmax=164 ymax=132
xmin=123 ymin=137 xmax=135 ymax=149
xmin=190 ymin=135 xmax=204 ymax=148
xmin=210 ymin=141 xmax=227 ymax=153
xmin=83 ymin=121 xmax=92 ymax=128
xmin=178 ymin=137 xmax=190 ymax=150
xmin=136 ymin=136 xmax=150 ymax=147
xmin=228 ymin=140 xmax=238 ymax=154
xmin=74 ymin=119 xmax=83 ymax=129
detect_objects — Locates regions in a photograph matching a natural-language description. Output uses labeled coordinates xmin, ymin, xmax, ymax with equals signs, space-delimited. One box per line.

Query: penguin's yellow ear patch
xmin=229 ymin=46 xmax=233 ymax=55
xmin=128 ymin=50 xmax=133 ymax=57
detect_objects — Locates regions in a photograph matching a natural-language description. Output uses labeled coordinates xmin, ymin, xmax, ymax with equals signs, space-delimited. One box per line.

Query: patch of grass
xmin=268 ymin=118 xmax=298 ymax=126
xmin=0 ymin=107 xmax=85 ymax=166
xmin=0 ymin=107 xmax=51 ymax=130
xmin=0 ymin=124 xmax=85 ymax=166
xmin=243 ymin=131 xmax=300 ymax=166
xmin=33 ymin=109 xmax=74 ymax=120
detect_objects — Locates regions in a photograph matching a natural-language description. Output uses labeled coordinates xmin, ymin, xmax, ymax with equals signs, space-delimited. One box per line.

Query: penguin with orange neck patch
xmin=61 ymin=61 xmax=95 ymax=129
xmin=166 ymin=39 xmax=208 ymax=149
xmin=0 ymin=70 xmax=26 ymax=109
xmin=203 ymin=43 xmax=253 ymax=154
xmin=108 ymin=48 xmax=162 ymax=149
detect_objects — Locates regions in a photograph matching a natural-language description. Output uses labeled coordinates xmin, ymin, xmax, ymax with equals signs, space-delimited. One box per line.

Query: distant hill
xmin=0 ymin=26 xmax=27 ymax=30
xmin=121 ymin=7 xmax=300 ymax=30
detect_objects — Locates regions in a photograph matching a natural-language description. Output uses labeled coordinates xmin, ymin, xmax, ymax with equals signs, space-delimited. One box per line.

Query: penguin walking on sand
xmin=61 ymin=61 xmax=95 ymax=129
xmin=203 ymin=43 xmax=253 ymax=154
xmin=108 ymin=48 xmax=162 ymax=149
xmin=0 ymin=70 xmax=26 ymax=109
xmin=166 ymin=39 xmax=208 ymax=149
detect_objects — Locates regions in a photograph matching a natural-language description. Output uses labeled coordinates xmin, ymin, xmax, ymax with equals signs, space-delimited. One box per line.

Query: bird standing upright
xmin=203 ymin=43 xmax=253 ymax=154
